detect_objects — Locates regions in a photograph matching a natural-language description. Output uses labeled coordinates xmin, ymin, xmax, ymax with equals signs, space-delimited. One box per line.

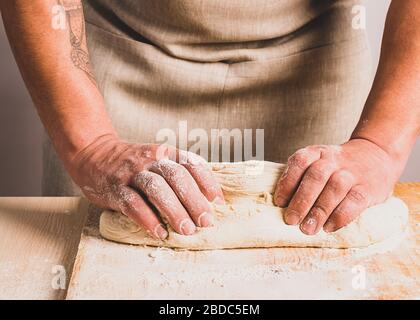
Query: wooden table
xmin=0 ymin=183 xmax=419 ymax=300
xmin=0 ymin=197 xmax=89 ymax=300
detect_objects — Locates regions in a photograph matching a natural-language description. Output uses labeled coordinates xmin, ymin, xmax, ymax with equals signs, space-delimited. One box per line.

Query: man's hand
xmin=69 ymin=135 xmax=224 ymax=240
xmin=274 ymin=0 xmax=420 ymax=235
xmin=273 ymin=139 xmax=403 ymax=235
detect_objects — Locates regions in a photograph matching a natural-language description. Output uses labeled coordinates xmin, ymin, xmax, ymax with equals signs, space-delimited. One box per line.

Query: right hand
xmin=67 ymin=134 xmax=225 ymax=240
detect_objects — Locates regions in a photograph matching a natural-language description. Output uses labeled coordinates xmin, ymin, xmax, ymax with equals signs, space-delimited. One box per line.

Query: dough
xmin=99 ymin=161 xmax=409 ymax=249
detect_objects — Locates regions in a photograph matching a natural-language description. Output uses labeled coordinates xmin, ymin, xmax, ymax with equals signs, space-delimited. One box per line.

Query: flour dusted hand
xmin=274 ymin=139 xmax=405 ymax=235
xmin=68 ymin=135 xmax=224 ymax=239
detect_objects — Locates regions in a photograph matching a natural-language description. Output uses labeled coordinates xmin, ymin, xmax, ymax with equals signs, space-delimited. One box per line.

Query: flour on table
xmin=99 ymin=161 xmax=409 ymax=249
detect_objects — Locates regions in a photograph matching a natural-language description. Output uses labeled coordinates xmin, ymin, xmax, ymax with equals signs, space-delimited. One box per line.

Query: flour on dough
xmin=99 ymin=161 xmax=409 ymax=249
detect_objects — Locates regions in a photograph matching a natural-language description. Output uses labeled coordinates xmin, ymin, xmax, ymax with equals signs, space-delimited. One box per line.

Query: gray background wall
xmin=0 ymin=1 xmax=418 ymax=195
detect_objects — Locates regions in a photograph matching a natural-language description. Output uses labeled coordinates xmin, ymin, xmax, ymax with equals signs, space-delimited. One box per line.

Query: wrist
xmin=39 ymin=98 xmax=120 ymax=167
xmin=51 ymin=127 xmax=119 ymax=169
xmin=350 ymin=128 xmax=414 ymax=165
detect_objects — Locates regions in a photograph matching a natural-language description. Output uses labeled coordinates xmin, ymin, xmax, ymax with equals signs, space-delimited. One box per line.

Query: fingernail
xmin=213 ymin=196 xmax=225 ymax=205
xmin=285 ymin=210 xmax=300 ymax=225
xmin=324 ymin=221 xmax=335 ymax=233
xmin=179 ymin=219 xmax=196 ymax=235
xmin=154 ymin=224 xmax=168 ymax=240
xmin=197 ymin=212 xmax=214 ymax=227
xmin=301 ymin=218 xmax=317 ymax=235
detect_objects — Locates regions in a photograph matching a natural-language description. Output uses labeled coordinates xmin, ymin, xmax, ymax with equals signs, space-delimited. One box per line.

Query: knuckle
xmin=305 ymin=166 xmax=330 ymax=183
xmin=135 ymin=171 xmax=165 ymax=191
xmin=105 ymin=166 xmax=132 ymax=186
xmin=288 ymin=150 xmax=311 ymax=169
xmin=107 ymin=173 xmax=124 ymax=186
xmin=329 ymin=170 xmax=353 ymax=191
xmin=139 ymin=145 xmax=156 ymax=159
xmin=119 ymin=194 xmax=135 ymax=210
xmin=134 ymin=171 xmax=151 ymax=183
xmin=173 ymin=161 xmax=189 ymax=174
xmin=121 ymin=154 xmax=140 ymax=170
xmin=112 ymin=187 xmax=136 ymax=212
xmin=319 ymin=145 xmax=338 ymax=157
xmin=333 ymin=204 xmax=348 ymax=216
xmin=179 ymin=150 xmax=207 ymax=166
xmin=160 ymin=159 xmax=189 ymax=179
xmin=147 ymin=174 xmax=166 ymax=190
xmin=289 ymin=197 xmax=312 ymax=211
xmin=311 ymin=204 xmax=330 ymax=219
xmin=347 ymin=188 xmax=369 ymax=205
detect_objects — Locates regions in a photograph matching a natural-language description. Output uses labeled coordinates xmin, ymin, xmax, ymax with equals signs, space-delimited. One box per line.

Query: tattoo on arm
xmin=60 ymin=0 xmax=96 ymax=84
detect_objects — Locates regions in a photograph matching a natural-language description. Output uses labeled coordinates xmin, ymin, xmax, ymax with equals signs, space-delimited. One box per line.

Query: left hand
xmin=273 ymin=138 xmax=404 ymax=235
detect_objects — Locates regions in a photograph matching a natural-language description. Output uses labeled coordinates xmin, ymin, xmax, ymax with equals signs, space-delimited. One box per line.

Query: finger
xmin=274 ymin=147 xmax=321 ymax=207
xmin=132 ymin=171 xmax=196 ymax=235
xmin=172 ymin=150 xmax=225 ymax=204
xmin=112 ymin=185 xmax=168 ymax=240
xmin=149 ymin=159 xmax=215 ymax=227
xmin=300 ymin=170 xmax=354 ymax=235
xmin=324 ymin=186 xmax=370 ymax=233
xmin=285 ymin=160 xmax=337 ymax=226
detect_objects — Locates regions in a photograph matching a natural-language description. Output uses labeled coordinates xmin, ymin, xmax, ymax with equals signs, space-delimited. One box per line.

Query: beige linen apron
xmin=42 ymin=0 xmax=372 ymax=196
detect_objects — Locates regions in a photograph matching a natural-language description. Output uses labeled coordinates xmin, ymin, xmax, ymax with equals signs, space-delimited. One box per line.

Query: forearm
xmin=1 ymin=0 xmax=116 ymax=166
xmin=352 ymin=0 xmax=420 ymax=166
